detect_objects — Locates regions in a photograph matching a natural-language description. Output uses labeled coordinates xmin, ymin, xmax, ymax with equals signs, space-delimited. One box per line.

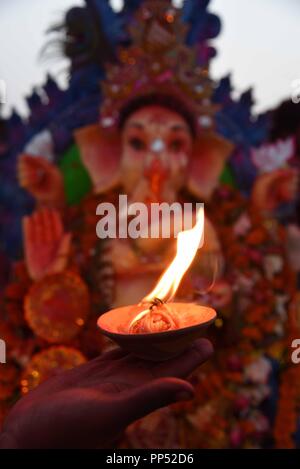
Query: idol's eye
xmin=129 ymin=137 xmax=146 ymax=151
xmin=169 ymin=139 xmax=184 ymax=153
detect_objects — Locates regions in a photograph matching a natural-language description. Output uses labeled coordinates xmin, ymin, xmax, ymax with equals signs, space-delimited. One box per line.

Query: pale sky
xmin=0 ymin=0 xmax=299 ymax=117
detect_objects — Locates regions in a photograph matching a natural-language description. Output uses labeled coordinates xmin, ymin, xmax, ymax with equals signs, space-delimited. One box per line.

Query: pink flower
xmin=227 ymin=355 xmax=243 ymax=372
xmin=234 ymin=394 xmax=251 ymax=413
xmin=230 ymin=426 xmax=245 ymax=448
xmin=233 ymin=214 xmax=251 ymax=236
xmin=251 ymin=137 xmax=295 ymax=173
xmin=245 ymin=357 xmax=272 ymax=385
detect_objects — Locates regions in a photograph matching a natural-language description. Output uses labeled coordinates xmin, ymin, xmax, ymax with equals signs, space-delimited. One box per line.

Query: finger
xmin=46 ymin=209 xmax=55 ymax=242
xmin=153 ymin=338 xmax=213 ymax=379
xmin=18 ymin=154 xmax=32 ymax=171
xmin=33 ymin=211 xmax=43 ymax=244
xmin=19 ymin=172 xmax=33 ymax=188
xmin=23 ymin=215 xmax=35 ymax=246
xmin=18 ymin=155 xmax=37 ymax=175
xmin=73 ymin=349 xmax=129 ymax=375
xmin=73 ymin=349 xmax=130 ymax=381
xmin=18 ymin=169 xmax=30 ymax=187
xmin=19 ymin=161 xmax=42 ymax=185
xmin=18 ymin=161 xmax=32 ymax=187
xmin=25 ymin=214 xmax=37 ymax=245
xmin=50 ymin=209 xmax=63 ymax=240
xmin=57 ymin=232 xmax=72 ymax=258
xmin=28 ymin=169 xmax=43 ymax=186
xmin=23 ymin=215 xmax=39 ymax=280
xmin=41 ymin=208 xmax=52 ymax=243
xmin=98 ymin=347 xmax=129 ymax=361
xmin=112 ymin=377 xmax=194 ymax=427
xmin=48 ymin=232 xmax=71 ymax=275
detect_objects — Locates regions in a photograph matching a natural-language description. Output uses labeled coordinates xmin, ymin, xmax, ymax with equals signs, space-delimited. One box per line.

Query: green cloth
xmin=59 ymin=144 xmax=92 ymax=205
xmin=220 ymin=164 xmax=236 ymax=188
xmin=59 ymin=146 xmax=236 ymax=204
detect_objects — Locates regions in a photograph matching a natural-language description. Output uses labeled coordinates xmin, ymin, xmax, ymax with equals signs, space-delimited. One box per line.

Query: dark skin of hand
xmin=0 ymin=339 xmax=213 ymax=449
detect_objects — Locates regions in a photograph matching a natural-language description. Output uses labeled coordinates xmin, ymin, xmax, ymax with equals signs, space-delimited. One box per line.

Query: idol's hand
xmin=251 ymin=168 xmax=299 ymax=215
xmin=23 ymin=208 xmax=71 ymax=281
xmin=18 ymin=154 xmax=65 ymax=207
xmin=0 ymin=340 xmax=213 ymax=449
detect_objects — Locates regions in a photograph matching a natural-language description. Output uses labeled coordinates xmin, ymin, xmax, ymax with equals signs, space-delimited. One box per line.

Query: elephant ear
xmin=187 ymin=132 xmax=234 ymax=200
xmin=74 ymin=124 xmax=121 ymax=194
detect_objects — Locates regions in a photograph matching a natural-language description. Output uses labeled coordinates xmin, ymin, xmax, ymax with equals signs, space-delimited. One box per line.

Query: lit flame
xmin=142 ymin=206 xmax=205 ymax=304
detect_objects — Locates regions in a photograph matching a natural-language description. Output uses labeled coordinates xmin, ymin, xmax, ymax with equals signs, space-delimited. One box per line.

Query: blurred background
xmin=1 ymin=0 xmax=300 ymax=116
xmin=1 ymin=0 xmax=300 ymax=450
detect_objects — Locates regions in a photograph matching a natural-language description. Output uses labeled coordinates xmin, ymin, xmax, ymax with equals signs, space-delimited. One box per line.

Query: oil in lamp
xmin=98 ymin=207 xmax=216 ymax=360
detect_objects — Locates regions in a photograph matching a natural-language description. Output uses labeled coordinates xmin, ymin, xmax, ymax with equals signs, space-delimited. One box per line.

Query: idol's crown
xmin=100 ymin=0 xmax=217 ymax=133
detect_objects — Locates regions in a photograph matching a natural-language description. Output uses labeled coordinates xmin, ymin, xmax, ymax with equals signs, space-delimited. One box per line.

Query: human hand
xmin=23 ymin=208 xmax=71 ymax=281
xmin=0 ymin=340 xmax=213 ymax=449
xmin=251 ymin=168 xmax=299 ymax=214
xmin=18 ymin=154 xmax=65 ymax=207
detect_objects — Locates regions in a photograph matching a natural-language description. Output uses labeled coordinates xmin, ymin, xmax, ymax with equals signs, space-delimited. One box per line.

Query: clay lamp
xmin=98 ymin=207 xmax=216 ymax=361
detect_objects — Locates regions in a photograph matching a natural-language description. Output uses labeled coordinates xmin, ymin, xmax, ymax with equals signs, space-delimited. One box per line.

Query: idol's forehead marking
xmin=126 ymin=121 xmax=144 ymax=130
xmin=126 ymin=120 xmax=189 ymax=133
xmin=170 ymin=123 xmax=190 ymax=133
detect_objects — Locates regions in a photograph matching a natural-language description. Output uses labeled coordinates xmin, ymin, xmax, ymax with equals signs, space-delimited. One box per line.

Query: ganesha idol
xmin=11 ymin=1 xmax=299 ymax=448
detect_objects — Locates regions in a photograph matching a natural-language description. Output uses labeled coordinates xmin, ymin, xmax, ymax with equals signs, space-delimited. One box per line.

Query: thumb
xmin=114 ymin=377 xmax=194 ymax=427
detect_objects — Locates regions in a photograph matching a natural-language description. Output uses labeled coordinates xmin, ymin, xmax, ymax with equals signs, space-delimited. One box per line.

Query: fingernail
xmin=175 ymin=391 xmax=194 ymax=402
